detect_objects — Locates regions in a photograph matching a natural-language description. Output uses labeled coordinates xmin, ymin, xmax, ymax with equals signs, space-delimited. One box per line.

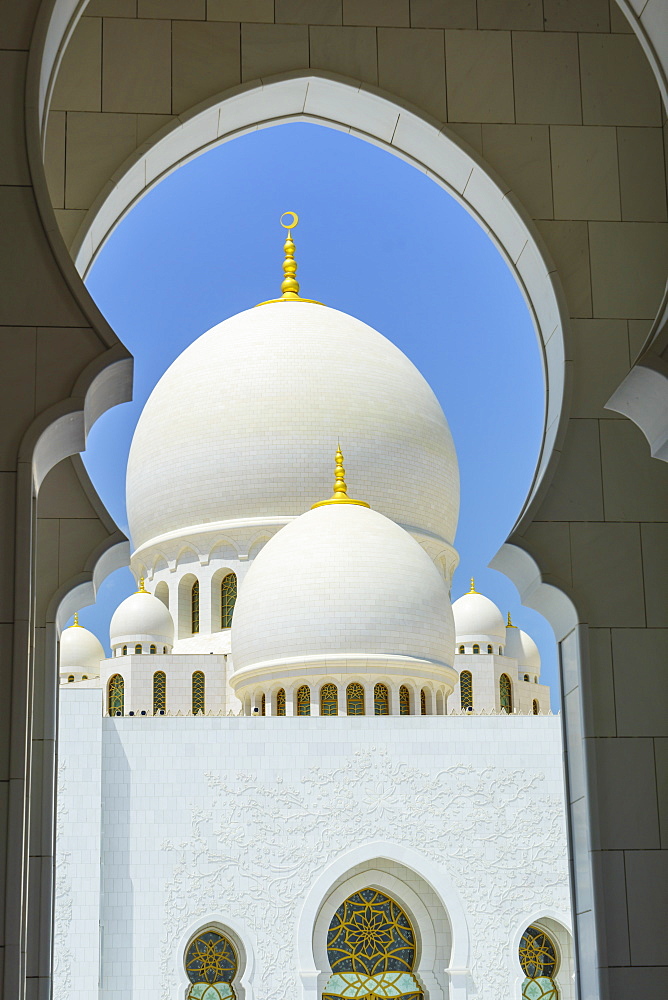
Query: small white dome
xmin=453 ymin=589 xmax=506 ymax=642
xmin=505 ymin=626 xmax=541 ymax=672
xmin=231 ymin=501 xmax=456 ymax=685
xmin=109 ymin=587 xmax=174 ymax=648
xmin=60 ymin=622 xmax=105 ymax=673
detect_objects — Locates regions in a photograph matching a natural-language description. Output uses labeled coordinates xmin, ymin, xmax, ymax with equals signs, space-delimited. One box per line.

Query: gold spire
xmin=136 ymin=577 xmax=147 ymax=593
xmin=72 ymin=611 xmax=80 ymax=627
xmin=256 ymin=212 xmax=323 ymax=306
xmin=507 ymin=611 xmax=517 ymax=627
xmin=312 ymin=445 xmax=370 ymax=509
xmin=469 ymin=577 xmax=477 ymax=594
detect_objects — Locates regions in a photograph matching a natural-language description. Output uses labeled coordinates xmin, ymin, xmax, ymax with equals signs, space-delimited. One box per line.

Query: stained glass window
xmin=108 ymin=674 xmax=124 ymax=716
xmin=374 ymin=683 xmax=389 ymax=715
xmin=192 ymin=671 xmax=205 ymax=714
xmin=261 ymin=693 xmax=266 ymax=716
xmin=185 ymin=929 xmax=237 ymax=1000
xmin=221 ymin=573 xmax=236 ymax=629
xmin=460 ymin=670 xmax=473 ymax=712
xmin=472 ymin=644 xmax=480 ymax=654
xmin=399 ymin=686 xmax=410 ymax=716
xmin=347 ymin=682 xmax=365 ymax=715
xmin=533 ymin=699 xmax=539 ymax=715
xmin=420 ymin=689 xmax=426 ymax=715
xmin=297 ymin=684 xmax=310 ymax=716
xmin=122 ymin=645 xmax=127 ymax=655
xmin=458 ymin=645 xmax=465 ymax=654
xmin=276 ymin=688 xmax=286 ymax=716
xmin=519 ymin=925 xmax=559 ymax=1000
xmin=500 ymin=673 xmax=512 ymax=713
xmin=487 ymin=644 xmax=493 ymax=654
xmin=191 ymin=579 xmax=200 ymax=634
xmin=321 ymin=683 xmax=338 ymax=716
xmin=135 ymin=644 xmax=142 ymax=654
xmin=153 ymin=671 xmax=166 ymax=713
xmin=150 ymin=644 xmax=156 ymax=654
xmin=67 ymin=674 xmax=74 ymax=683
xmin=323 ymin=888 xmax=422 ymax=1000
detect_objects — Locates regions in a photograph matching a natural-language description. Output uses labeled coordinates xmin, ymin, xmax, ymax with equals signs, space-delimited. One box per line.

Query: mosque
xmin=54 ymin=217 xmax=572 ymax=1000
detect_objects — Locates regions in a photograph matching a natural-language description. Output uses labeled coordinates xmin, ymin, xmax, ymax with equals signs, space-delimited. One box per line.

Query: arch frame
xmin=175 ymin=915 xmax=256 ymax=1000
xmin=510 ymin=911 xmax=575 ymax=1000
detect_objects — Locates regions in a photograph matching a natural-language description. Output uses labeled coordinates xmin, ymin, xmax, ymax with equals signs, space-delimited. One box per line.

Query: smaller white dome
xmin=453 ymin=588 xmax=506 ymax=642
xmin=60 ymin=621 xmax=105 ymax=673
xmin=505 ymin=626 xmax=541 ymax=672
xmin=110 ymin=586 xmax=174 ymax=649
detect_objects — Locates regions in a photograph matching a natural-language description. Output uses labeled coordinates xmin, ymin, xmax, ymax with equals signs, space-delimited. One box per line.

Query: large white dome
xmin=505 ymin=626 xmax=541 ymax=671
xmin=453 ymin=589 xmax=506 ymax=642
xmin=60 ymin=622 xmax=105 ymax=673
xmin=230 ymin=502 xmax=456 ymax=687
xmin=127 ymin=302 xmax=459 ymax=554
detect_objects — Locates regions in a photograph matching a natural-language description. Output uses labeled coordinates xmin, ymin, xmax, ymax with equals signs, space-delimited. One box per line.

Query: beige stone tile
xmin=445 ymin=122 xmax=482 ymax=154
xmin=656 ymin=738 xmax=668 ymax=847
xmin=591 ymin=738 xmax=660 ymax=846
xmin=627 ymin=851 xmax=668 ymax=964
xmin=570 ymin=318 xmax=629 ymax=418
xmin=608 ymin=967 xmax=668 ymax=999
xmin=310 ymin=26 xmax=377 ymax=85
xmin=86 ymin=0 xmax=137 ymax=14
xmin=0 ymin=328 xmax=35 ymax=469
xmin=535 ymin=219 xmax=592 ymax=317
xmin=640 ymin=525 xmax=668 ymax=627
xmin=515 ymin=32 xmax=583 ymax=127
xmin=609 ymin=1 xmax=633 ymax=32
xmin=617 ymin=127 xmax=667 ymax=222
xmin=0 ymin=52 xmax=29 ymax=186
xmin=410 ymin=0 xmax=476 ymax=28
xmin=445 ymin=30 xmax=514 ymax=124
xmin=580 ymin=34 xmax=662 ymax=127
xmin=276 ymin=0 xmax=341 ymax=23
xmin=136 ymin=113 xmax=174 ymax=145
xmin=627 ymin=319 xmax=651 ymax=362
xmin=589 ymin=221 xmax=668 ymax=319
xmin=51 ymin=17 xmax=102 ymax=113
xmin=172 ymin=21 xmax=240 ymax=114
xmin=537 ymin=418 xmax=604 ymax=521
xmin=612 ymin=629 xmax=668 ymax=736
xmin=35 ymin=328 xmax=103 ymax=412
xmin=0 ymin=0 xmax=39 ymax=47
xmin=378 ymin=28 xmax=445 ymax=121
xmin=584 ymin=628 xmax=617 ymax=737
xmin=600 ymin=419 xmax=668 ymax=521
xmin=102 ymin=18 xmax=171 ymax=114
xmin=551 ymin=125 xmax=620 ymax=221
xmin=65 ymin=111 xmax=137 ymax=209
xmin=477 ymin=0 xmax=543 ymax=30
xmin=54 ymin=209 xmax=87 ymax=249
xmin=571 ymin=522 xmax=645 ymax=626
xmin=138 ymin=0 xmax=205 ymax=16
xmin=208 ymin=0 xmax=273 ymax=19
xmin=343 ymin=0 xmax=409 ymax=26
xmin=481 ymin=124 xmax=552 ymax=218
xmin=44 ymin=112 xmax=66 ymax=210
xmin=544 ymin=0 xmax=609 ymax=31
xmin=241 ymin=23 xmax=309 ymax=81
xmin=521 ymin=521 xmax=573 ymax=586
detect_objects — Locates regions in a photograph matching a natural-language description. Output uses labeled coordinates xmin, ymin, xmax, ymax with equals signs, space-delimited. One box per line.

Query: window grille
xmin=399 ymin=685 xmax=410 ymax=715
xmin=221 ymin=572 xmax=237 ymax=629
xmin=346 ymin=682 xmax=365 ymax=715
xmin=420 ymin=689 xmax=427 ymax=715
xmin=261 ymin=693 xmax=266 ymax=716
xmin=192 ymin=671 xmax=205 ymax=714
xmin=108 ymin=674 xmax=124 ymax=716
xmin=153 ymin=671 xmax=166 ymax=714
xmin=458 ymin=645 xmax=465 ymax=654
xmin=472 ymin=644 xmax=480 ymax=654
xmin=297 ymin=684 xmax=310 ymax=716
xmin=191 ymin=579 xmax=200 ymax=634
xmin=519 ymin=924 xmax=559 ymax=1000
xmin=320 ymin=683 xmax=338 ymax=716
xmin=374 ymin=683 xmax=389 ymax=715
xmin=135 ymin=643 xmax=142 ymax=654
xmin=533 ymin=699 xmax=539 ymax=715
xmin=500 ymin=673 xmax=512 ymax=713
xmin=276 ymin=688 xmax=286 ymax=716
xmin=487 ymin=644 xmax=493 ymax=654
xmin=185 ymin=929 xmax=237 ymax=997
xmin=150 ymin=644 xmax=156 ymax=654
xmin=460 ymin=670 xmax=473 ymax=711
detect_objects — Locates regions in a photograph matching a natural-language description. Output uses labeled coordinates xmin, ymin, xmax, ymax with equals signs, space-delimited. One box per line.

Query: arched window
xmin=460 ymin=670 xmax=473 ymax=711
xmin=192 ymin=671 xmax=205 ymax=714
xmin=499 ymin=646 xmax=503 ymax=654
xmin=67 ymin=674 xmax=74 ymax=683
xmin=324 ymin=888 xmax=422 ymax=1000
xmin=185 ymin=929 xmax=237 ymax=999
xmin=153 ymin=671 xmax=166 ymax=713
xmin=122 ymin=645 xmax=127 ymax=656
xmin=346 ymin=682 xmax=365 ymax=715
xmin=500 ymin=673 xmax=512 ymax=713
xmin=297 ymin=684 xmax=310 ymax=716
xmin=533 ymin=699 xmax=539 ymax=715
xmin=420 ymin=688 xmax=427 ymax=715
xmin=150 ymin=644 xmax=156 ymax=654
xmin=276 ymin=688 xmax=286 ymax=716
xmin=191 ymin=579 xmax=200 ymax=634
xmin=534 ymin=676 xmax=538 ymax=683
xmin=261 ymin=693 xmax=266 ymax=716
xmin=519 ymin=924 xmax=559 ymax=1000
xmin=320 ymin=683 xmax=338 ymax=716
xmin=458 ymin=645 xmax=465 ymax=654
xmin=399 ymin=685 xmax=410 ymax=715
xmin=108 ymin=674 xmax=124 ymax=716
xmin=487 ymin=644 xmax=493 ymax=654
xmin=374 ymin=683 xmax=389 ymax=715
xmin=524 ymin=673 xmax=530 ymax=681
xmin=472 ymin=643 xmax=480 ymax=654
xmin=221 ymin=572 xmax=237 ymax=629
xmin=163 ymin=646 xmax=167 ymax=654
xmin=82 ymin=675 xmax=87 ymax=681
xmin=134 ymin=643 xmax=142 ymax=654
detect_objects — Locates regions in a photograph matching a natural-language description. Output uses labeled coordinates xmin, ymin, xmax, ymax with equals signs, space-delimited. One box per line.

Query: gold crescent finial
xmin=137 ymin=577 xmax=147 ymax=593
xmin=312 ymin=445 xmax=370 ymax=509
xmin=469 ymin=577 xmax=477 ymax=594
xmin=73 ymin=611 xmax=80 ymax=627
xmin=256 ymin=213 xmax=324 ymax=307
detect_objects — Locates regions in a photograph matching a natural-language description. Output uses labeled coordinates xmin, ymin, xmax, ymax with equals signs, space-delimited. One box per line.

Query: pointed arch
xmin=374 ymin=683 xmax=389 ymax=716
xmin=346 ymin=682 xmax=365 ymax=716
xmin=500 ymin=673 xmax=512 ymax=713
xmin=221 ymin=572 xmax=237 ymax=629
xmin=321 ymin=683 xmax=338 ymax=716
xmin=296 ymin=684 xmax=310 ymax=716
xmin=108 ymin=674 xmax=124 ymax=716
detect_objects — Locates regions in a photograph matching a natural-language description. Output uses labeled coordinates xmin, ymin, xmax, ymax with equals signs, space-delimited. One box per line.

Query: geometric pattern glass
xmin=347 ymin=683 xmax=365 ymax=715
xmin=374 ymin=683 xmax=389 ymax=715
xmin=399 ymin=685 xmax=410 ymax=715
xmin=276 ymin=688 xmax=286 ymax=716
xmin=192 ymin=671 xmax=205 ymax=715
xmin=297 ymin=684 xmax=310 ymax=716
xmin=420 ymin=689 xmax=426 ymax=715
xmin=153 ymin=671 xmax=166 ymax=713
xmin=519 ymin=924 xmax=559 ymax=1000
xmin=221 ymin=573 xmax=237 ymax=629
xmin=321 ymin=683 xmax=338 ymax=716
xmin=185 ymin=929 xmax=237 ymax=986
xmin=533 ymin=699 xmax=539 ymax=715
xmin=191 ymin=579 xmax=200 ymax=634
xmin=108 ymin=673 xmax=124 ymax=716
xmin=500 ymin=673 xmax=512 ymax=713
xmin=324 ymin=888 xmax=422 ymax=1000
xmin=460 ymin=670 xmax=473 ymax=711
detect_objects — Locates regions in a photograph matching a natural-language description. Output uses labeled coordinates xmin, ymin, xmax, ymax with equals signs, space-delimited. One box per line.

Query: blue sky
xmin=81 ymin=121 xmax=559 ymax=708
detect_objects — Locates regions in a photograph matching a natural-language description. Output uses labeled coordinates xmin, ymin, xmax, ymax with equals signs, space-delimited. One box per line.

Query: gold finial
xmin=136 ymin=577 xmax=147 ymax=593
xmin=469 ymin=577 xmax=477 ymax=594
xmin=256 ymin=212 xmax=323 ymax=306
xmin=312 ymin=445 xmax=370 ymax=509
xmin=72 ymin=611 xmax=80 ymax=627
xmin=507 ymin=611 xmax=517 ymax=628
